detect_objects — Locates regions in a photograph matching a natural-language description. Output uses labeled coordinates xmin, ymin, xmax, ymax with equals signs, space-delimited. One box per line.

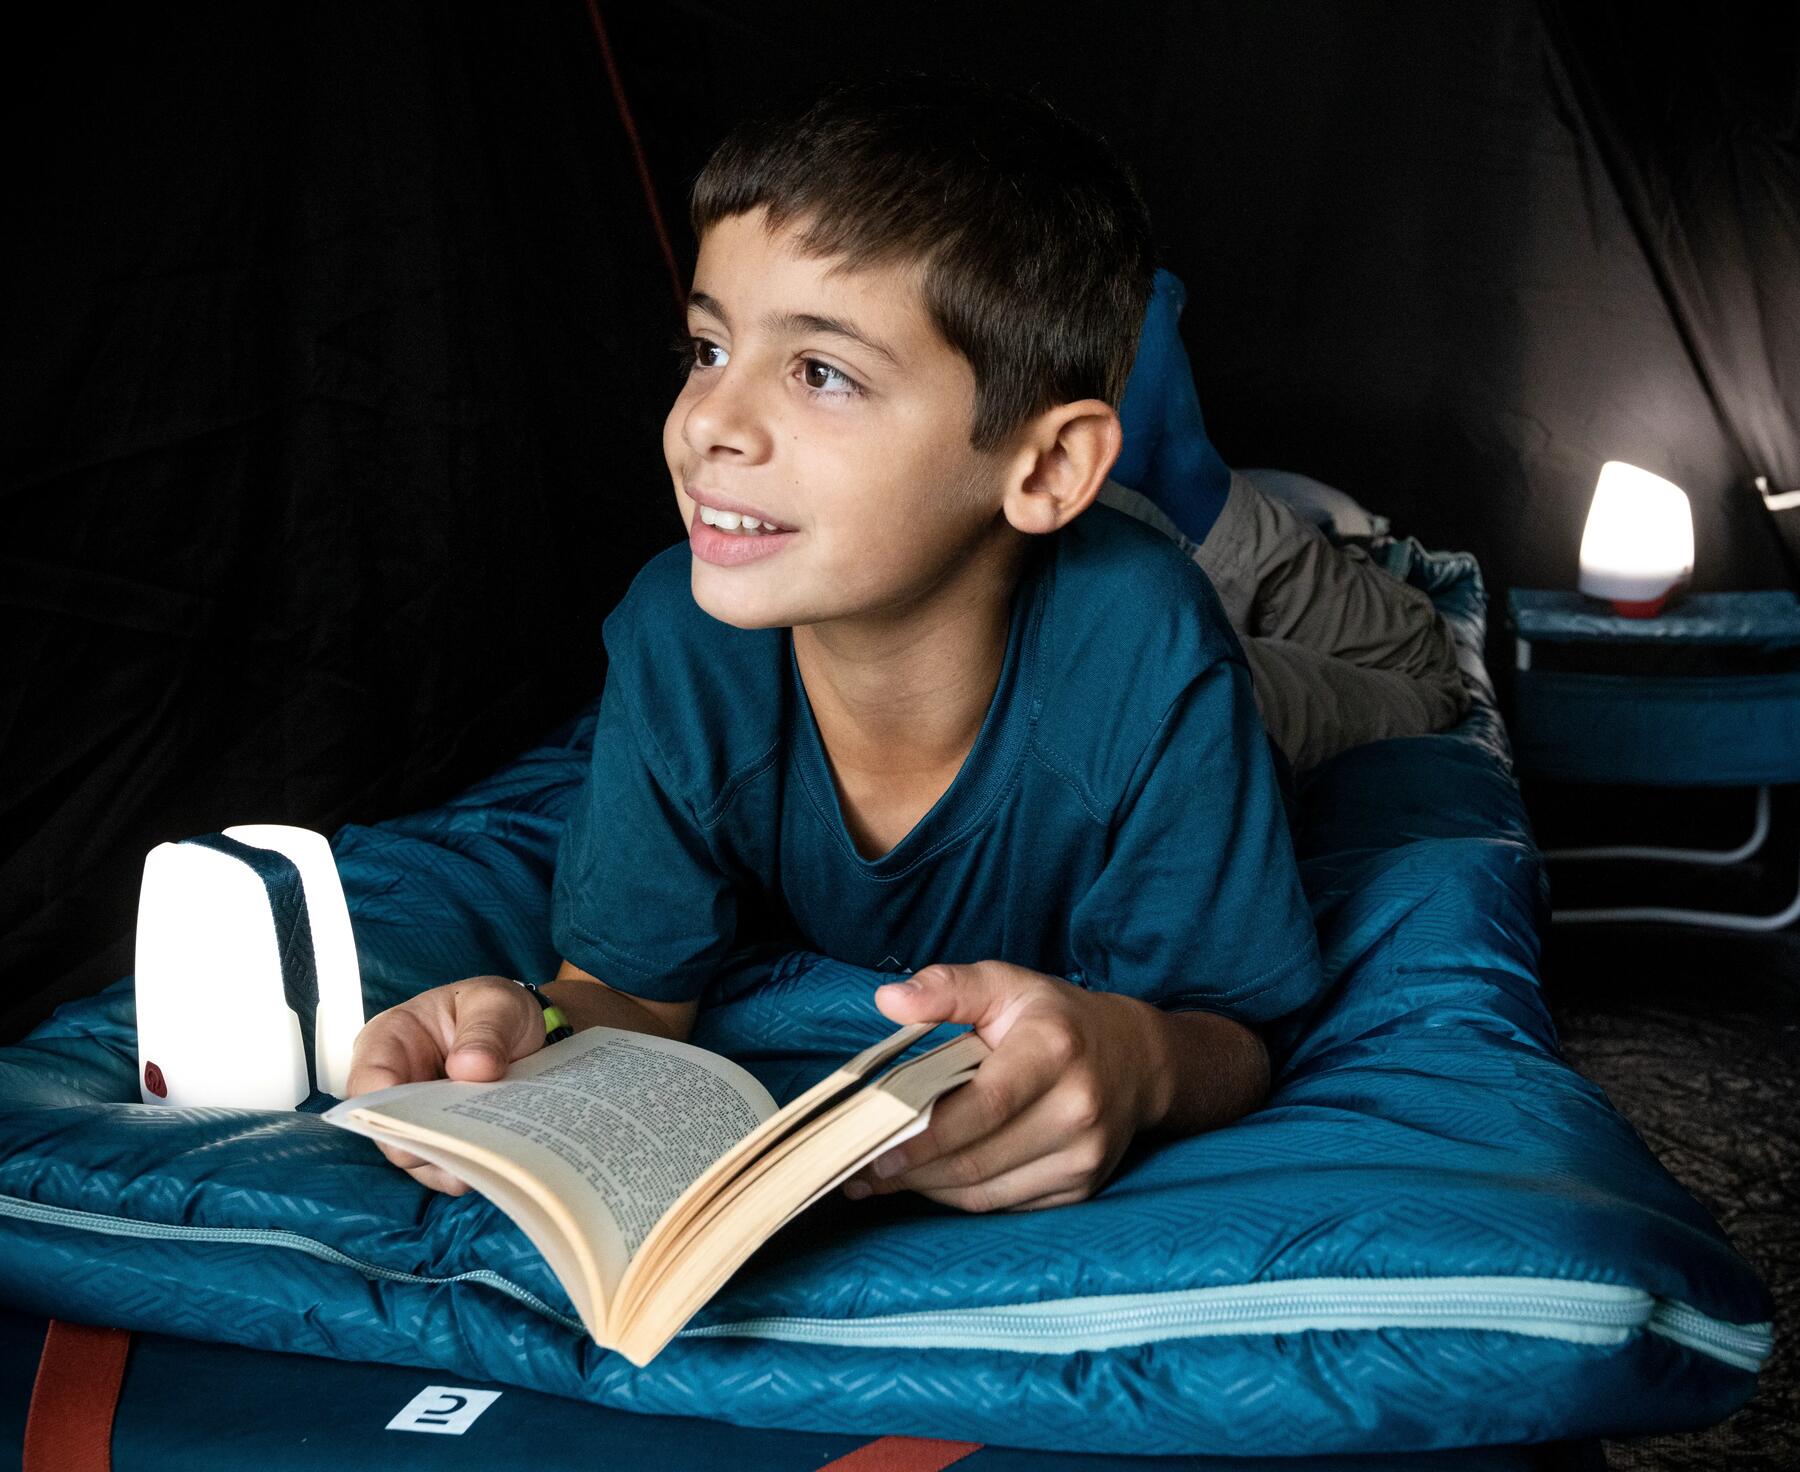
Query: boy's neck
xmin=792 ymin=526 xmax=1029 ymax=786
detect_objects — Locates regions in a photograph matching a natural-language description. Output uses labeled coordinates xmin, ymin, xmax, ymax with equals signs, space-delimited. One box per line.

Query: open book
xmin=322 ymin=1021 xmax=987 ymax=1366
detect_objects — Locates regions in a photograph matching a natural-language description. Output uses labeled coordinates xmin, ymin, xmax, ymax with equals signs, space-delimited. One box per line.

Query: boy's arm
xmin=1140 ymin=1004 xmax=1270 ymax=1136
xmin=544 ymin=958 xmax=698 ymax=1043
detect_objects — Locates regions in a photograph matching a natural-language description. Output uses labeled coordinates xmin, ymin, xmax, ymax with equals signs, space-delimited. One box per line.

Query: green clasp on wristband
xmin=514 ymin=978 xmax=574 ymax=1044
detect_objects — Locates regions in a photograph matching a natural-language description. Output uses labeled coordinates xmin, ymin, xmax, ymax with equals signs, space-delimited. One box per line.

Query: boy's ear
xmin=1001 ymin=400 xmax=1124 ymax=536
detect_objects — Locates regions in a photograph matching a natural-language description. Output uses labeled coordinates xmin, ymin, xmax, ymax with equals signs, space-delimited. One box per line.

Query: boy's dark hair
xmin=690 ymin=72 xmax=1158 ymax=456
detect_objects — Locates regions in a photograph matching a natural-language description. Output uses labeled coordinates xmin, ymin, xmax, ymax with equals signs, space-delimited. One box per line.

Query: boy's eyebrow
xmin=685 ymin=290 xmax=904 ymax=370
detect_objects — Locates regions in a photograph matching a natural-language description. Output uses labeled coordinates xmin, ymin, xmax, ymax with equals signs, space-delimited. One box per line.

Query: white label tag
xmin=386 ymin=1385 xmax=502 ymax=1435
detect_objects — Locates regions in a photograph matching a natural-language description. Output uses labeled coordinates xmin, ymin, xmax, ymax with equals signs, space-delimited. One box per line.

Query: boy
xmin=346 ymin=73 xmax=1324 ymax=1214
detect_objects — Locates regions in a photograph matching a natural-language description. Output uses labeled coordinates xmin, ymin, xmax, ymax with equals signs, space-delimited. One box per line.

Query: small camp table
xmin=1507 ymin=588 xmax=1800 ymax=930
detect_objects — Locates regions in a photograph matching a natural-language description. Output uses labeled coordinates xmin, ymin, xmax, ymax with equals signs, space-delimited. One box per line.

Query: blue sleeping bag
xmin=0 ymin=543 xmax=1772 ymax=1459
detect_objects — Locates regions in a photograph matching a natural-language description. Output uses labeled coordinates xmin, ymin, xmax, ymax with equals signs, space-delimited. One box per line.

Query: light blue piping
xmin=0 ymin=1193 xmax=1771 ymax=1372
xmin=0 ymin=1192 xmax=585 ymax=1335
xmin=685 ymin=1277 xmax=1773 ymax=1371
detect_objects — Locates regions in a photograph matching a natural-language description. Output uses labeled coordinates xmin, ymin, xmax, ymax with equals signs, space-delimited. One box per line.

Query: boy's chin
xmin=688 ymin=577 xmax=793 ymax=631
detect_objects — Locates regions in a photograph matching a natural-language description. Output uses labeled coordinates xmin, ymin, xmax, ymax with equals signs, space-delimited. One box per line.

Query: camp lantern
xmin=1577 ymin=460 xmax=1695 ymax=617
xmin=134 ymin=825 xmax=367 ymax=1108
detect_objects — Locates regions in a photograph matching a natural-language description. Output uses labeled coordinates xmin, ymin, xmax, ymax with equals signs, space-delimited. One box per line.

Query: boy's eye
xmin=800 ymin=358 xmax=862 ymax=399
xmin=669 ymin=331 xmax=722 ymax=376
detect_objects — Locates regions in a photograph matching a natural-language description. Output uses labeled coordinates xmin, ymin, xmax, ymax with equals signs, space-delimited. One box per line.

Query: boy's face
xmin=665 ymin=206 xmax=1016 ymax=632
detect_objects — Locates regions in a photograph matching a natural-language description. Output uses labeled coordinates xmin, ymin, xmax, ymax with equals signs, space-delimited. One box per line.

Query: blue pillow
xmin=1114 ymin=268 xmax=1234 ymax=544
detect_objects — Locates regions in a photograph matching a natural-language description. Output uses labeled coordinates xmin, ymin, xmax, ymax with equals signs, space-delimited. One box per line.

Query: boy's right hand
xmin=344 ymin=975 xmax=546 ymax=1196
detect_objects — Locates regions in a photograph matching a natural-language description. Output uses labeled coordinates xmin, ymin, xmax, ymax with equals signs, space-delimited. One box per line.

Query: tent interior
xmin=4 ymin=2 xmax=1796 ymax=1467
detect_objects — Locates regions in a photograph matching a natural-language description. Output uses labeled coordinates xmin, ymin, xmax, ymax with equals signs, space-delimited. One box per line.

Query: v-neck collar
xmin=787 ymin=541 xmax=1048 ymax=879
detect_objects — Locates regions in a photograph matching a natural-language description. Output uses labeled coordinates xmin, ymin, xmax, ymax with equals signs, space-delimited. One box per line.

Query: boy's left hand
xmin=846 ymin=961 xmax=1167 ymax=1213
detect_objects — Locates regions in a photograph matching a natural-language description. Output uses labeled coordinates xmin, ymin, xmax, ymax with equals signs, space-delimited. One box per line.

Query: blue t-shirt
xmin=550 ymin=502 xmax=1323 ymax=1025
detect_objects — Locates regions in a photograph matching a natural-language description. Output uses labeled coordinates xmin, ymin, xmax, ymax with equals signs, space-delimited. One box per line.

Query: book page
xmin=697 ymin=1031 xmax=989 ymax=1249
xmin=340 ymin=1114 xmax=606 ymax=1338
xmin=615 ymin=1058 xmax=994 ymax=1368
xmin=661 ymin=1031 xmax=988 ymax=1277
xmin=614 ymin=1032 xmax=990 ymax=1354
xmin=621 ymin=1020 xmax=942 ymax=1288
xmin=326 ymin=1028 xmax=778 ymax=1301
xmin=778 ymin=1053 xmax=986 ymax=1226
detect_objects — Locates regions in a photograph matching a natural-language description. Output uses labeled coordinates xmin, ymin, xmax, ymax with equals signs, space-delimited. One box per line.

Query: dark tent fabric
xmin=3 ymin=0 xmax=1796 ymax=1044
xmin=1542 ymin=0 xmax=1800 ymax=577
xmin=3 ymin=3 xmax=684 ymax=1038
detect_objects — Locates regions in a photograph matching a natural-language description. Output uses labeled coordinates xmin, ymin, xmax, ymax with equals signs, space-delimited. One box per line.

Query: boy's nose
xmin=682 ymin=359 xmax=774 ymax=457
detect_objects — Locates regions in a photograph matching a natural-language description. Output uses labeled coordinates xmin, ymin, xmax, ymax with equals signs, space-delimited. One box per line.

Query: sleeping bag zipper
xmin=0 ymin=1194 xmax=1770 ymax=1373
xmin=683 ymin=1276 xmax=1773 ymax=1372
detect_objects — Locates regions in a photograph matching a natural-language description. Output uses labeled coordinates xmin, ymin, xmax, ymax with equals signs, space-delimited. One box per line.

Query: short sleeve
xmin=550 ymin=672 xmax=736 ymax=1002
xmin=1067 ymin=654 xmax=1324 ymax=1026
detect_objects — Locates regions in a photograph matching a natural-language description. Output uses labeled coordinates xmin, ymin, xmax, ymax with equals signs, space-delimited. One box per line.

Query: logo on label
xmin=877 ymin=955 xmax=906 ymax=971
xmin=386 ymin=1385 xmax=502 ymax=1435
xmin=143 ymin=1061 xmax=167 ymax=1098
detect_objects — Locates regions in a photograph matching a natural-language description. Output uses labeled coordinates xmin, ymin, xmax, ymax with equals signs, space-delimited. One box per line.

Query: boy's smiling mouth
xmin=687 ymin=485 xmax=793 ymax=532
xmin=687 ymin=498 xmax=797 ymax=566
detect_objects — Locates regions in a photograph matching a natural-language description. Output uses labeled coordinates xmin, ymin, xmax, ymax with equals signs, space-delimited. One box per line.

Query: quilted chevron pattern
xmin=0 ymin=547 xmax=1773 ymax=1458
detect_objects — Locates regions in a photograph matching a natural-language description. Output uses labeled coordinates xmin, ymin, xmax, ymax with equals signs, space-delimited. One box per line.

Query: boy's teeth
xmin=700 ymin=505 xmax=778 ymax=534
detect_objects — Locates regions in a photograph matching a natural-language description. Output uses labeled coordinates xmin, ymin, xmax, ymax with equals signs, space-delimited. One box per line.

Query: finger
xmin=872 ymin=963 xmax=1034 ymax=1040
xmin=879 ymin=1085 xmax=1085 ymax=1195
xmin=444 ymin=980 xmax=542 ymax=1081
xmin=862 ymin=1022 xmax=1067 ymax=1185
xmin=346 ymin=1004 xmax=457 ymax=1097
xmin=914 ymin=1146 xmax=1103 ymax=1214
xmin=407 ymin=1162 xmax=473 ymax=1197
xmin=369 ymin=1136 xmax=469 ymax=1196
xmin=999 ymin=1187 xmax=1091 ymax=1214
xmin=374 ymin=1138 xmax=430 ymax=1173
xmin=864 ymin=1070 xmax=1044 ymax=1186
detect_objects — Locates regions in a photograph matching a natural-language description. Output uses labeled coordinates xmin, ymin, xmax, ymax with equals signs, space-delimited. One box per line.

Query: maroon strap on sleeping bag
xmin=817 ymin=1436 xmax=984 ymax=1472
xmin=22 ymin=1319 xmax=131 ymax=1472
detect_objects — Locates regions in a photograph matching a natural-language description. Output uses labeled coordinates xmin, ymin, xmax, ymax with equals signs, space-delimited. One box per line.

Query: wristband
xmin=514 ymin=979 xmax=574 ymax=1045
